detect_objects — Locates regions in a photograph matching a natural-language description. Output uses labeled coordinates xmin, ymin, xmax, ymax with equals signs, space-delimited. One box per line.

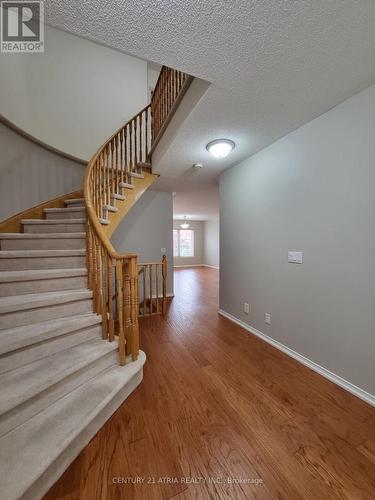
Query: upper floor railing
xmin=84 ymin=65 xmax=191 ymax=365
xmin=151 ymin=66 xmax=193 ymax=152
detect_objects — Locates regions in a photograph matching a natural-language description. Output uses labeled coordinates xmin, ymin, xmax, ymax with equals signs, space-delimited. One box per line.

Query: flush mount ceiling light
xmin=206 ymin=139 xmax=235 ymax=158
xmin=180 ymin=216 xmax=190 ymax=229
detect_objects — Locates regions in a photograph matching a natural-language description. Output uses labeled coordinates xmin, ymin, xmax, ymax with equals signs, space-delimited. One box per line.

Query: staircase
xmin=0 ymin=197 xmax=146 ymax=500
xmin=0 ymin=65 xmax=192 ymax=500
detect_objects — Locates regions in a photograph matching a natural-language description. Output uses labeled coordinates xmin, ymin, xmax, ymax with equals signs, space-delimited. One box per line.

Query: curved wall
xmin=0 ymin=25 xmax=148 ymax=160
xmin=0 ymin=122 xmax=84 ymax=220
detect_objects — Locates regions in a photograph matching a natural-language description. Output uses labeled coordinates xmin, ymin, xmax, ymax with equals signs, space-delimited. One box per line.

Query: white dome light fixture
xmin=180 ymin=216 xmax=190 ymax=229
xmin=206 ymin=139 xmax=235 ymax=159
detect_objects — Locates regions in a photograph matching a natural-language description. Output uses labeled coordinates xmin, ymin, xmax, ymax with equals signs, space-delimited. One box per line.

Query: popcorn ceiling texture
xmin=45 ymin=1 xmax=375 ymax=206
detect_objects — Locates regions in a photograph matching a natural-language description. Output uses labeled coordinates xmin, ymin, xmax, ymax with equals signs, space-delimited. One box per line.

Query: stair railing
xmin=84 ymin=65 xmax=191 ymax=366
xmin=150 ymin=66 xmax=193 ymax=153
xmin=138 ymin=255 xmax=168 ymax=316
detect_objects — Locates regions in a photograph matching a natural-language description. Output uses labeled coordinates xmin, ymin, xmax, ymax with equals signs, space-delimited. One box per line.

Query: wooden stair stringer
xmin=103 ymin=171 xmax=158 ymax=238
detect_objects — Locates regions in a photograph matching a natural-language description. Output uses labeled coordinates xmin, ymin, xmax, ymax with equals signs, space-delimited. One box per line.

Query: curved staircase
xmin=0 ymin=66 xmax=192 ymax=500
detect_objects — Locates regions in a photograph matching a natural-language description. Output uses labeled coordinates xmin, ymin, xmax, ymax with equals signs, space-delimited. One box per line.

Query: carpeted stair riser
xmin=44 ymin=208 xmax=86 ymax=220
xmin=0 ymin=298 xmax=93 ymax=329
xmin=0 ymin=252 xmax=86 ymax=271
xmin=0 ymin=233 xmax=86 ymax=251
xmin=0 ymin=341 xmax=119 ymax=438
xmin=0 ymin=273 xmax=87 ymax=296
xmin=0 ymin=323 xmax=102 ymax=374
xmin=23 ymin=220 xmax=86 ymax=234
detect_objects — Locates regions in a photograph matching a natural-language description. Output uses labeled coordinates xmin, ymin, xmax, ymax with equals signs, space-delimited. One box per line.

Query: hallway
xmin=45 ymin=268 xmax=375 ymax=499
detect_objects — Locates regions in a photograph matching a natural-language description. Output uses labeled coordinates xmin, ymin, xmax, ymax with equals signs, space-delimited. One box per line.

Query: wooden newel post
xmin=162 ymin=255 xmax=167 ymax=315
xmin=123 ymin=259 xmax=132 ymax=356
xmin=115 ymin=260 xmax=126 ymax=366
xmin=130 ymin=256 xmax=139 ymax=360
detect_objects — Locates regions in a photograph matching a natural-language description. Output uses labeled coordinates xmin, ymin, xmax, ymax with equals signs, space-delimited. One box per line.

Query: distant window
xmin=173 ymin=229 xmax=194 ymax=258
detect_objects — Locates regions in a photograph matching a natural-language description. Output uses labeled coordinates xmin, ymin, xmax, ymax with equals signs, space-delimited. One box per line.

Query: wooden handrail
xmin=84 ymin=66 xmax=191 ymax=365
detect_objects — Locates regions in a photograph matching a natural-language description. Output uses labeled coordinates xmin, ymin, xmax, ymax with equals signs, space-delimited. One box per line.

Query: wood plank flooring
xmin=45 ymin=267 xmax=375 ymax=499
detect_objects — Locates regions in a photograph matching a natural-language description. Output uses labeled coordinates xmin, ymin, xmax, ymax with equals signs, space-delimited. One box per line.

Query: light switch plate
xmin=288 ymin=251 xmax=303 ymax=264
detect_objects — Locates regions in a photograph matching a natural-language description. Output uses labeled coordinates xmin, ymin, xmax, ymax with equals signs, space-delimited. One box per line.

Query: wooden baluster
xmin=130 ymin=256 xmax=139 ymax=360
xmin=156 ymin=263 xmax=160 ymax=314
xmin=155 ymin=91 xmax=158 ymax=141
xmin=135 ymin=115 xmax=138 ymax=167
xmin=129 ymin=120 xmax=133 ymax=173
xmin=102 ymin=146 xmax=107 ymax=208
xmin=106 ymin=143 xmax=111 ymax=209
xmin=143 ymin=265 xmax=146 ymax=316
xmin=93 ymin=162 xmax=97 ymax=215
xmin=149 ymin=264 xmax=153 ymax=315
xmin=107 ymin=255 xmax=115 ymax=341
xmin=139 ymin=112 xmax=143 ymax=164
xmin=124 ymin=125 xmax=128 ymax=181
xmin=123 ymin=259 xmax=132 ymax=354
xmin=120 ymin=129 xmax=124 ymax=184
xmin=145 ymin=107 xmax=149 ymax=158
xmin=162 ymin=254 xmax=167 ymax=315
xmin=156 ymin=84 xmax=160 ymax=139
xmin=109 ymin=140 xmax=114 ymax=198
xmin=168 ymin=68 xmax=172 ymax=114
xmin=95 ymin=163 xmax=99 ymax=215
xmin=159 ymin=71 xmax=163 ymax=135
xmin=156 ymin=80 xmax=160 ymax=139
xmin=91 ymin=234 xmax=98 ymax=312
xmin=127 ymin=123 xmax=131 ymax=179
xmin=101 ymin=246 xmax=108 ymax=339
xmin=163 ymin=69 xmax=167 ymax=126
xmin=95 ymin=239 xmax=104 ymax=315
xmin=172 ymin=68 xmax=174 ymax=107
xmin=115 ymin=260 xmax=126 ymax=365
xmin=87 ymin=222 xmax=93 ymax=289
xmin=115 ymin=135 xmax=120 ymax=195
xmin=99 ymin=153 xmax=104 ymax=216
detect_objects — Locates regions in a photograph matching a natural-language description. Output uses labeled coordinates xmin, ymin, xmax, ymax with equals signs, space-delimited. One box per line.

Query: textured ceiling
xmin=46 ymin=0 xmax=375 ymax=219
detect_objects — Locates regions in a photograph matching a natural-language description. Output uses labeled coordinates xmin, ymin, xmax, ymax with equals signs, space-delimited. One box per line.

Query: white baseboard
xmin=149 ymin=293 xmax=174 ymax=298
xmin=173 ymin=264 xmax=219 ymax=270
xmin=218 ymin=309 xmax=375 ymax=407
xmin=173 ymin=264 xmax=204 ymax=268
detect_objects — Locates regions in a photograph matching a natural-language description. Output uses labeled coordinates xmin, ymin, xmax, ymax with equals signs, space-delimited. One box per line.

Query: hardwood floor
xmin=45 ymin=267 xmax=375 ymax=499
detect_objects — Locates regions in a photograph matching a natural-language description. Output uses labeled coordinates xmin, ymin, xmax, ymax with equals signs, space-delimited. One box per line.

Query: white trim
xmin=202 ymin=264 xmax=220 ymax=270
xmin=149 ymin=293 xmax=175 ymax=298
xmin=173 ymin=264 xmax=204 ymax=268
xmin=218 ymin=308 xmax=375 ymax=407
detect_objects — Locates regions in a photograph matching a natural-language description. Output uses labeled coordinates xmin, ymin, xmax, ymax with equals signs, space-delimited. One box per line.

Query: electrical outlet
xmin=161 ymin=248 xmax=166 ymax=254
xmin=265 ymin=313 xmax=271 ymax=325
xmin=243 ymin=302 xmax=250 ymax=315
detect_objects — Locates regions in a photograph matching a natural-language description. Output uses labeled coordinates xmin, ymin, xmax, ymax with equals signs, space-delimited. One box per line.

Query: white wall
xmin=203 ymin=219 xmax=219 ymax=268
xmin=0 ymin=25 xmax=148 ymax=160
xmin=173 ymin=220 xmax=204 ymax=267
xmin=220 ymin=83 xmax=375 ymax=399
xmin=0 ymin=123 xmax=84 ymax=220
xmin=111 ymin=191 xmax=174 ymax=295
